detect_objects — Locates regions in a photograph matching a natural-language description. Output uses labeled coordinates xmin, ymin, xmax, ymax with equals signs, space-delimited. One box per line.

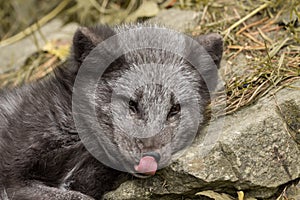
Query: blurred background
xmin=0 ymin=0 xmax=299 ymax=115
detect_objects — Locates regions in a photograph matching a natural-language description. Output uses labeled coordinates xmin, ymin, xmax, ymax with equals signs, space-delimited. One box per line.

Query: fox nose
xmin=142 ymin=152 xmax=161 ymax=162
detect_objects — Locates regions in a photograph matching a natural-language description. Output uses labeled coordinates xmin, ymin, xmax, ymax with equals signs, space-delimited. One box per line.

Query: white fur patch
xmin=59 ymin=162 xmax=81 ymax=191
xmin=0 ymin=188 xmax=9 ymax=200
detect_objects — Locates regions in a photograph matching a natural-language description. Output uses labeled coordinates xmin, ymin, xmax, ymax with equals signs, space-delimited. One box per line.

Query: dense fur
xmin=0 ymin=24 xmax=222 ymax=199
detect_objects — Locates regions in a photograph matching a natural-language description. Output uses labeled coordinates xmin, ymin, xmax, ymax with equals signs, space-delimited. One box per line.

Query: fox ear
xmin=194 ymin=33 xmax=223 ymax=68
xmin=72 ymin=26 xmax=115 ymax=64
xmin=53 ymin=26 xmax=115 ymax=85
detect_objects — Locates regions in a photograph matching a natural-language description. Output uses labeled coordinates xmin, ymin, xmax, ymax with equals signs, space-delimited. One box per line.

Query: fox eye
xmin=129 ymin=100 xmax=139 ymax=114
xmin=167 ymin=104 xmax=180 ymax=119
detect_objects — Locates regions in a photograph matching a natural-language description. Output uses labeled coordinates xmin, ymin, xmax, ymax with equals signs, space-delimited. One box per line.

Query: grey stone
xmin=104 ymin=81 xmax=300 ymax=199
xmin=148 ymin=9 xmax=200 ymax=32
xmin=285 ymin=181 xmax=300 ymax=199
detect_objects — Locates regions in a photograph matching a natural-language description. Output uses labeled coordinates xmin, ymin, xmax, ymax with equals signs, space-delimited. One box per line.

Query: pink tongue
xmin=134 ymin=156 xmax=158 ymax=175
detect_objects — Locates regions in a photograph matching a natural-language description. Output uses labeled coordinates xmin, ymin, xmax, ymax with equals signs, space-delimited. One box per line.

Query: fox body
xmin=0 ymin=24 xmax=222 ymax=199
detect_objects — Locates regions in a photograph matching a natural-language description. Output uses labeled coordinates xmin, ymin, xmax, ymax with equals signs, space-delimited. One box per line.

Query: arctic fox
xmin=0 ymin=24 xmax=222 ymax=199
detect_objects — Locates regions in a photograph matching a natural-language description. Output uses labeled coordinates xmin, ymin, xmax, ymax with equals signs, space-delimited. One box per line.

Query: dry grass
xmin=0 ymin=52 xmax=63 ymax=89
xmin=0 ymin=0 xmax=299 ymax=113
xmin=191 ymin=0 xmax=300 ymax=116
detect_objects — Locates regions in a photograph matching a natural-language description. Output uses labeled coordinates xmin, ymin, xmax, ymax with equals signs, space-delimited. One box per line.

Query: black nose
xmin=143 ymin=152 xmax=161 ymax=162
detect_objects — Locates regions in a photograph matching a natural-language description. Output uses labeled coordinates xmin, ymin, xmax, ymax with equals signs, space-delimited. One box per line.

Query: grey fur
xmin=0 ymin=23 xmax=223 ymax=199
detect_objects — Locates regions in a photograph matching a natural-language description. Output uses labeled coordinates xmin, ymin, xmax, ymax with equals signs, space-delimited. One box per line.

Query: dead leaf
xmin=196 ymin=190 xmax=235 ymax=200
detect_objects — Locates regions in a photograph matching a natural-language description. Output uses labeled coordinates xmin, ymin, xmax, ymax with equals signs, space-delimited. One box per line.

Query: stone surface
xmin=149 ymin=9 xmax=200 ymax=32
xmin=104 ymin=81 xmax=300 ymax=200
xmin=285 ymin=181 xmax=300 ymax=199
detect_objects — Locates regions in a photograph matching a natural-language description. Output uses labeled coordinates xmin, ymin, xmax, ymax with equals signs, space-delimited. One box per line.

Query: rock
xmin=0 ymin=20 xmax=78 ymax=73
xmin=104 ymin=81 xmax=300 ymax=200
xmin=148 ymin=9 xmax=200 ymax=32
xmin=285 ymin=181 xmax=300 ymax=199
